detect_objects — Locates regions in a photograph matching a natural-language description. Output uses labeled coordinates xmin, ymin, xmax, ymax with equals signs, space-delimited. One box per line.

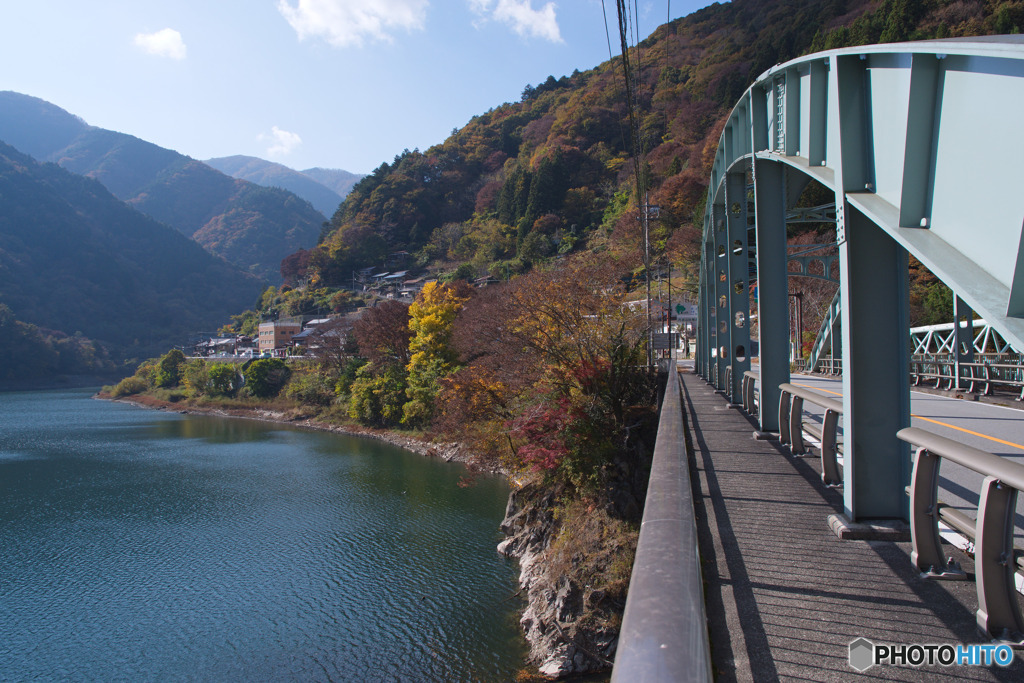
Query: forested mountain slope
xmin=0 ymin=141 xmax=262 ymax=359
xmin=299 ymin=167 xmax=364 ymax=202
xmin=0 ymin=92 xmax=325 ymax=282
xmin=296 ymin=0 xmax=1018 ymax=287
xmin=205 ymin=155 xmax=358 ymax=218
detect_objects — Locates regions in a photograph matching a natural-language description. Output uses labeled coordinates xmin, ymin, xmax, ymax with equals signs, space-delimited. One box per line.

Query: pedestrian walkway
xmin=679 ymin=370 xmax=1024 ymax=681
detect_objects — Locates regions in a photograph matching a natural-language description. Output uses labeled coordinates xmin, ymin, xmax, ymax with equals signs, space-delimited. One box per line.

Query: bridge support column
xmin=726 ymin=171 xmax=752 ymax=402
xmin=713 ymin=201 xmax=729 ymax=390
xmin=702 ymin=239 xmax=714 ymax=380
xmin=839 ymin=207 xmax=911 ymax=520
xmin=753 ymin=160 xmax=789 ymax=430
xmin=955 ymin=295 xmax=974 ymax=390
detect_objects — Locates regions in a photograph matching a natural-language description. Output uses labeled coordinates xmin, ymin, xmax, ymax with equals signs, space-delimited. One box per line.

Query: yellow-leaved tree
xmin=402 ymin=281 xmax=470 ymax=426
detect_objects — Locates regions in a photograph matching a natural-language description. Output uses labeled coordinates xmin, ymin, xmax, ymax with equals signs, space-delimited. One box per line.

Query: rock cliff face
xmin=497 ymin=485 xmax=620 ymax=679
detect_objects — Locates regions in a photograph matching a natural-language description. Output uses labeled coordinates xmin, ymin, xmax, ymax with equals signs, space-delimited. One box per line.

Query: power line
xmin=614 ymin=0 xmax=653 ymax=368
xmin=601 ymin=0 xmax=634 ymax=178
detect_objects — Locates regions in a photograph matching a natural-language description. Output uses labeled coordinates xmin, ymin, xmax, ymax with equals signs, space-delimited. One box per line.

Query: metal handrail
xmin=612 ymin=369 xmax=712 ymax=682
xmin=778 ymin=383 xmax=843 ymax=486
xmin=910 ymin=357 xmax=1024 ymax=399
xmin=963 ymin=362 xmax=1024 ymax=399
xmin=897 ymin=427 xmax=1024 ymax=642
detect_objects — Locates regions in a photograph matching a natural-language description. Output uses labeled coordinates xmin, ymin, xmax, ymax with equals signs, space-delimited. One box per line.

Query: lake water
xmin=0 ymin=388 xmax=525 ymax=681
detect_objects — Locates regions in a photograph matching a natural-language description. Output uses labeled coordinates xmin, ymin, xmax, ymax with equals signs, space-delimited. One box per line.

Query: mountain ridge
xmin=0 ymin=139 xmax=262 ymax=359
xmin=204 ymin=154 xmax=362 ymax=218
xmin=0 ymin=91 xmax=325 ymax=282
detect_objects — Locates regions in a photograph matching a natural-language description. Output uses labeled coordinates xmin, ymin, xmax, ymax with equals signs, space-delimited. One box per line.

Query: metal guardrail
xmin=737 ymin=373 xmax=1024 ymax=642
xmin=777 ymin=383 xmax=843 ymax=487
xmin=738 ymin=373 xmax=843 ymax=486
xmin=812 ymin=357 xmax=843 ymax=375
xmin=910 ymin=357 xmax=1024 ymax=400
xmin=612 ymin=368 xmax=712 ymax=682
xmin=897 ymin=427 xmax=1024 ymax=643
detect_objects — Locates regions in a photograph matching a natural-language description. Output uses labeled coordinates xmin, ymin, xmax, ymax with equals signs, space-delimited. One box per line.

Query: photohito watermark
xmin=849 ymin=638 xmax=1015 ymax=672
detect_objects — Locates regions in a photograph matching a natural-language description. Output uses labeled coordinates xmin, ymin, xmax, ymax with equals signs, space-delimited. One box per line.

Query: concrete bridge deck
xmin=680 ymin=367 xmax=1024 ymax=681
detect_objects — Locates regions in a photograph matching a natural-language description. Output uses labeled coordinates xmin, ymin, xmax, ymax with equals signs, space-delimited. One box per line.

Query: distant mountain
xmin=205 ymin=155 xmax=356 ymax=218
xmin=0 ymin=91 xmax=325 ymax=282
xmin=0 ymin=140 xmax=262 ymax=359
xmin=300 ymin=167 xmax=363 ymax=202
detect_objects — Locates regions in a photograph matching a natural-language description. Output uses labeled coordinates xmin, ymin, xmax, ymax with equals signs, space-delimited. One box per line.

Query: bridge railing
xmin=777 ymin=383 xmax=843 ymax=487
xmin=910 ymin=356 xmax=1024 ymax=400
xmin=897 ymin=427 xmax=1024 ymax=643
xmin=612 ymin=367 xmax=712 ymax=682
xmin=738 ymin=373 xmax=844 ymax=486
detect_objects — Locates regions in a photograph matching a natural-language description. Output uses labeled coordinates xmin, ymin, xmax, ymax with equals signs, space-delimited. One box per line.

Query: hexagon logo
xmin=849 ymin=638 xmax=875 ymax=672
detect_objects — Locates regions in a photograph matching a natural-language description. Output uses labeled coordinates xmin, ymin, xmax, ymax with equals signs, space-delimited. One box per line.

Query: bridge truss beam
xmin=699 ymin=37 xmax=1024 ymax=521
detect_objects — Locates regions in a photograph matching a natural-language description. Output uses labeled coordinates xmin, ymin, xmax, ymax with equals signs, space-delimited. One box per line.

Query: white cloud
xmin=260 ymin=126 xmax=303 ymax=156
xmin=470 ymin=0 xmax=562 ymax=43
xmin=133 ymin=28 xmax=187 ymax=60
xmin=277 ymin=0 xmax=428 ymax=48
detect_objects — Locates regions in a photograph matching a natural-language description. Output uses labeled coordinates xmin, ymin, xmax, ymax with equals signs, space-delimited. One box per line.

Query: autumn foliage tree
xmin=434 ymin=253 xmax=655 ymax=509
xmin=501 ymin=256 xmax=654 ymax=494
xmin=353 ymin=300 xmax=412 ymax=366
xmin=402 ymin=281 xmax=470 ymax=426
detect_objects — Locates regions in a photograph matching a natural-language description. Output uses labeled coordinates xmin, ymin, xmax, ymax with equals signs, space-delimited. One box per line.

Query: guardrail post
xmin=908 ymin=446 xmax=963 ymax=578
xmin=778 ymin=389 xmax=791 ymax=445
xmin=975 ymin=476 xmax=1024 ymax=640
xmin=744 ymin=372 xmax=759 ymax=417
xmin=954 ymin=295 xmax=975 ymax=390
xmin=789 ymin=394 xmax=805 ymax=454
xmin=820 ymin=409 xmax=841 ymax=486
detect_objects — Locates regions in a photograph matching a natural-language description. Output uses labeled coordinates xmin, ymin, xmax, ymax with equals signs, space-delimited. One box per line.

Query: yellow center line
xmin=792 ymin=383 xmax=1024 ymax=452
xmin=911 ymin=415 xmax=1024 ymax=452
xmin=794 ymin=382 xmax=841 ymax=397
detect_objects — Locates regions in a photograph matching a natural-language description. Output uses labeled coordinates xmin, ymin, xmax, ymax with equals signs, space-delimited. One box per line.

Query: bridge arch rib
xmin=698 ymin=37 xmax=1024 ymax=521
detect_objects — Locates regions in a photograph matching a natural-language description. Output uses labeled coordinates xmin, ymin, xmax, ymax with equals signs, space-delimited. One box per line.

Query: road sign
xmin=652 ymin=333 xmax=677 ymax=350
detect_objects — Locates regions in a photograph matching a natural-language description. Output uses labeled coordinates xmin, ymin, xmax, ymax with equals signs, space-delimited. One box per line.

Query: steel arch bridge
xmin=697 ymin=36 xmax=1024 ymax=521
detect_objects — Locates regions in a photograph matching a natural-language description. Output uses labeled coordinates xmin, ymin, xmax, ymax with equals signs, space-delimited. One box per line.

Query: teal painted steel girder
xmin=698 ymin=36 xmax=1024 ymax=521
xmin=703 ymin=37 xmax=1024 ymax=352
xmin=910 ymin=318 xmax=1018 ymax=355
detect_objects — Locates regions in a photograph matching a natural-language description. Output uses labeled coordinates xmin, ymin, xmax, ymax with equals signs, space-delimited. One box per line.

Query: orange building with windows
xmin=257 ymin=321 xmax=301 ymax=353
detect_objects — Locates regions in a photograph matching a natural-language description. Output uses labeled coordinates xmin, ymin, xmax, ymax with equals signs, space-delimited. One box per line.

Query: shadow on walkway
xmin=680 ymin=371 xmax=1024 ymax=682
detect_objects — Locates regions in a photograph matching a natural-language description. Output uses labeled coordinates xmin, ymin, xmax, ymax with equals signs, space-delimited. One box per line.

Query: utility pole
xmin=642 ymin=194 xmax=652 ymax=370
xmin=667 ymin=260 xmax=672 ymax=352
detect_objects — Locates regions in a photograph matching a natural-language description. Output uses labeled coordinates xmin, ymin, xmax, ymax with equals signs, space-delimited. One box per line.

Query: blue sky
xmin=0 ymin=1 xmax=716 ymax=174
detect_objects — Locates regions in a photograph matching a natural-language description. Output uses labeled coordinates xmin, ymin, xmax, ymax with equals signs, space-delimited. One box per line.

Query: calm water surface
xmin=0 ymin=389 xmax=525 ymax=681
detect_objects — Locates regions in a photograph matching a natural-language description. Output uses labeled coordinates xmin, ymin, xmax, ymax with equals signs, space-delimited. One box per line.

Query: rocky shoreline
xmin=100 ymin=392 xmax=608 ymax=679
xmin=497 ymin=485 xmax=619 ymax=679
